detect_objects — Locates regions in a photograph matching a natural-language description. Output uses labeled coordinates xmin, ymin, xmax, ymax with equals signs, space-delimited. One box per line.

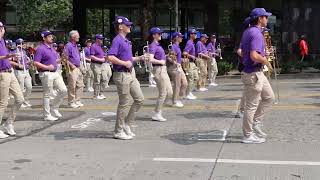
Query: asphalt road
xmin=0 ymin=75 xmax=320 ymax=180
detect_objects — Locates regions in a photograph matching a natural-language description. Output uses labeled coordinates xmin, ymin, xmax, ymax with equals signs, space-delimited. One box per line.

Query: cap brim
xmin=124 ymin=22 xmax=133 ymax=26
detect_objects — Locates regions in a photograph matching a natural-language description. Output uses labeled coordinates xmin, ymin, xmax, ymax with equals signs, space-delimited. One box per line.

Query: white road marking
xmin=101 ymin=112 xmax=117 ymax=116
xmin=153 ymin=158 xmax=320 ymax=166
xmin=71 ymin=118 xmax=101 ymax=129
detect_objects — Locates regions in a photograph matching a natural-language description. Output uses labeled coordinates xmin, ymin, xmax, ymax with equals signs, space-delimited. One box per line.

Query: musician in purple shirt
xmin=90 ymin=34 xmax=108 ymax=100
xmin=64 ymin=30 xmax=85 ymax=108
xmin=240 ymin=8 xmax=275 ymax=144
xmin=11 ymin=38 xmax=33 ymax=108
xmin=168 ymin=32 xmax=188 ymax=107
xmin=195 ymin=33 xmax=210 ymax=92
xmin=183 ymin=28 xmax=199 ymax=99
xmin=206 ymin=34 xmax=219 ymax=86
xmin=148 ymin=27 xmax=173 ymax=122
xmin=0 ymin=22 xmax=24 ymax=138
xmin=34 ymin=30 xmax=67 ymax=121
xmin=83 ymin=39 xmax=94 ymax=92
xmin=107 ymin=16 xmax=144 ymax=140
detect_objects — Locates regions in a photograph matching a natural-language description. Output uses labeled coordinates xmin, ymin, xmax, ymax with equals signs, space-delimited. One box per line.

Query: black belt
xmin=39 ymin=70 xmax=56 ymax=72
xmin=114 ymin=69 xmax=131 ymax=73
xmin=85 ymin=60 xmax=91 ymax=63
xmin=0 ymin=69 xmax=12 ymax=73
xmin=153 ymin=64 xmax=165 ymax=67
xmin=91 ymin=60 xmax=103 ymax=64
xmin=14 ymin=68 xmax=29 ymax=71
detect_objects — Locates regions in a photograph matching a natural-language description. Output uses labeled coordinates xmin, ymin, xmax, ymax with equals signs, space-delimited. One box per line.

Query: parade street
xmin=0 ymin=75 xmax=319 ymax=180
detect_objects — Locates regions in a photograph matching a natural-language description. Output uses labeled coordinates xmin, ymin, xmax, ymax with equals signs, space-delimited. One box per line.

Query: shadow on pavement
xmin=48 ymin=130 xmax=114 ymax=140
xmin=176 ymin=111 xmax=234 ymax=119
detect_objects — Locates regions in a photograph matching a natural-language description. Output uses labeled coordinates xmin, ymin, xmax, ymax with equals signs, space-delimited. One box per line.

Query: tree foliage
xmin=9 ymin=0 xmax=72 ymax=33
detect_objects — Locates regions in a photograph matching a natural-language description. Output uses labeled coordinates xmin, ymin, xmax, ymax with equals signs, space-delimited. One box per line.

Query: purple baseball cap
xmin=188 ymin=28 xmax=198 ymax=34
xmin=149 ymin=27 xmax=163 ymax=35
xmin=250 ymin=8 xmax=272 ymax=19
xmin=95 ymin=34 xmax=104 ymax=40
xmin=41 ymin=30 xmax=53 ymax=38
xmin=201 ymin=34 xmax=209 ymax=39
xmin=5 ymin=39 xmax=12 ymax=44
xmin=113 ymin=16 xmax=133 ymax=26
xmin=172 ymin=32 xmax=184 ymax=39
xmin=15 ymin=38 xmax=24 ymax=44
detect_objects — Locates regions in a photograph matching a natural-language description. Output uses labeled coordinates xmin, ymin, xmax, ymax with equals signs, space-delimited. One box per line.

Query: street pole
xmin=175 ymin=0 xmax=179 ymax=31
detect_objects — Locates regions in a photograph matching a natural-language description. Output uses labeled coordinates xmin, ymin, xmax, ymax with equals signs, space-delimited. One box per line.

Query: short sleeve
xmin=184 ymin=42 xmax=191 ymax=53
xmin=149 ymin=44 xmax=156 ymax=55
xmin=250 ymin=33 xmax=264 ymax=54
xmin=90 ymin=45 xmax=96 ymax=56
xmin=107 ymin=38 xmax=120 ymax=56
xmin=34 ymin=48 xmax=43 ymax=62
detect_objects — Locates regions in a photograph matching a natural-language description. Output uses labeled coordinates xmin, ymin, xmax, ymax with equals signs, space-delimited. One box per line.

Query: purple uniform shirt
xmin=107 ymin=34 xmax=133 ymax=72
xmin=149 ymin=41 xmax=166 ymax=62
xmin=206 ymin=42 xmax=216 ymax=55
xmin=64 ymin=41 xmax=80 ymax=67
xmin=240 ymin=26 xmax=265 ymax=73
xmin=34 ymin=43 xmax=58 ymax=71
xmin=13 ymin=48 xmax=29 ymax=69
xmin=0 ymin=38 xmax=12 ymax=71
xmin=184 ymin=40 xmax=196 ymax=60
xmin=196 ymin=41 xmax=208 ymax=57
xmin=84 ymin=47 xmax=91 ymax=59
xmin=172 ymin=43 xmax=182 ymax=64
xmin=90 ymin=43 xmax=105 ymax=63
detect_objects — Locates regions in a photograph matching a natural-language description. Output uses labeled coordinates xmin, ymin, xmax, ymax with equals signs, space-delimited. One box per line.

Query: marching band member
xmin=168 ymin=32 xmax=188 ymax=107
xmin=34 ymin=30 xmax=67 ymax=121
xmin=90 ymin=34 xmax=107 ymax=99
xmin=196 ymin=34 xmax=210 ymax=92
xmin=102 ymin=45 xmax=112 ymax=89
xmin=206 ymin=34 xmax=219 ymax=86
xmin=107 ymin=16 xmax=144 ymax=140
xmin=183 ymin=28 xmax=198 ymax=100
xmin=240 ymin=8 xmax=275 ymax=144
xmin=83 ymin=39 xmax=94 ymax=92
xmin=148 ymin=27 xmax=173 ymax=121
xmin=64 ymin=30 xmax=85 ymax=108
xmin=0 ymin=22 xmax=24 ymax=137
xmin=11 ymin=38 xmax=33 ymax=108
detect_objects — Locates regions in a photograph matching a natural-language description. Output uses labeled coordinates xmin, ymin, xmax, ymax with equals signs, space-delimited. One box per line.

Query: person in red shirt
xmin=299 ymin=35 xmax=309 ymax=62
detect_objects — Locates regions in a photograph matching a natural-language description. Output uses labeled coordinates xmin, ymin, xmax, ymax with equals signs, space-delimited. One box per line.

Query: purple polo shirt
xmin=149 ymin=41 xmax=166 ymax=61
xmin=206 ymin=42 xmax=216 ymax=54
xmin=90 ymin=43 xmax=105 ymax=63
xmin=0 ymin=38 xmax=12 ymax=71
xmin=172 ymin=43 xmax=182 ymax=64
xmin=240 ymin=26 xmax=265 ymax=73
xmin=107 ymin=34 xmax=133 ymax=71
xmin=12 ymin=48 xmax=29 ymax=69
xmin=84 ymin=47 xmax=91 ymax=58
xmin=64 ymin=41 xmax=80 ymax=67
xmin=184 ymin=40 xmax=196 ymax=59
xmin=34 ymin=43 xmax=58 ymax=71
xmin=196 ymin=41 xmax=208 ymax=57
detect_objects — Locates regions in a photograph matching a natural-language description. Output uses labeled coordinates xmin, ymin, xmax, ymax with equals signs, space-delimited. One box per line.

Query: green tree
xmin=9 ymin=0 xmax=72 ymax=34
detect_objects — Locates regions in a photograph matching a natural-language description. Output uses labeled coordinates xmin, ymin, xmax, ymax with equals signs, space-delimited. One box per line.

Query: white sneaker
xmin=21 ymin=103 xmax=28 ymax=108
xmin=253 ymin=122 xmax=267 ymax=138
xmin=113 ymin=131 xmax=133 ymax=140
xmin=44 ymin=115 xmax=58 ymax=121
xmin=52 ymin=109 xmax=62 ymax=118
xmin=199 ymin=88 xmax=208 ymax=92
xmin=242 ymin=133 xmax=266 ymax=144
xmin=25 ymin=101 xmax=32 ymax=107
xmin=99 ymin=94 xmax=106 ymax=99
xmin=152 ymin=112 xmax=167 ymax=122
xmin=76 ymin=101 xmax=84 ymax=107
xmin=3 ymin=123 xmax=16 ymax=136
xmin=88 ymin=87 xmax=94 ymax=92
xmin=149 ymin=84 xmax=157 ymax=88
xmin=173 ymin=101 xmax=184 ymax=108
xmin=209 ymin=82 xmax=218 ymax=86
xmin=70 ymin=102 xmax=80 ymax=109
xmin=185 ymin=93 xmax=197 ymax=100
xmin=123 ymin=124 xmax=136 ymax=137
xmin=0 ymin=130 xmax=9 ymax=139
xmin=49 ymin=96 xmax=55 ymax=100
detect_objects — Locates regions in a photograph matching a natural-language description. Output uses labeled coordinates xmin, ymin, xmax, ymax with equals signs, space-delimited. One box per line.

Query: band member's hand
xmin=18 ymin=64 xmax=24 ymax=69
xmin=266 ymin=62 xmax=273 ymax=72
xmin=6 ymin=53 xmax=18 ymax=59
xmin=123 ymin=61 xmax=133 ymax=69
xmin=47 ymin=64 xmax=55 ymax=71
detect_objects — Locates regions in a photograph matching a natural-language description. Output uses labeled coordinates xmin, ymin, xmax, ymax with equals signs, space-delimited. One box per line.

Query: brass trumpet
xmin=135 ymin=51 xmax=142 ymax=68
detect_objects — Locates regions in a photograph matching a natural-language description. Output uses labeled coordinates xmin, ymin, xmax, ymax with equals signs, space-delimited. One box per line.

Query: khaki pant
xmin=67 ymin=68 xmax=84 ymax=104
xmin=186 ymin=62 xmax=199 ymax=94
xmin=0 ymin=72 xmax=24 ymax=124
xmin=168 ymin=65 xmax=188 ymax=103
xmin=152 ymin=66 xmax=173 ymax=113
xmin=39 ymin=71 xmax=67 ymax=117
xmin=91 ymin=63 xmax=109 ymax=96
xmin=208 ymin=57 xmax=218 ymax=84
xmin=242 ymin=71 xmax=275 ymax=137
xmin=197 ymin=58 xmax=208 ymax=89
xmin=14 ymin=70 xmax=32 ymax=103
xmin=82 ymin=62 xmax=94 ymax=89
xmin=102 ymin=63 xmax=112 ymax=88
xmin=113 ymin=71 xmax=144 ymax=134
